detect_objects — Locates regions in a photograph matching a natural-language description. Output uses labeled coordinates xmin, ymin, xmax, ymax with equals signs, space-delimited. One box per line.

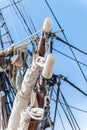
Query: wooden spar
xmin=38 ymin=37 xmax=45 ymax=56
xmin=28 ymin=89 xmax=46 ymax=130
xmin=28 ymin=37 xmax=55 ymax=130
xmin=28 ymin=36 xmax=46 ymax=130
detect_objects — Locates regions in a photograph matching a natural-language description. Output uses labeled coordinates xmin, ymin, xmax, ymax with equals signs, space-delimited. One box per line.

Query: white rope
xmin=35 ymin=56 xmax=45 ymax=67
xmin=27 ymin=107 xmax=44 ymax=120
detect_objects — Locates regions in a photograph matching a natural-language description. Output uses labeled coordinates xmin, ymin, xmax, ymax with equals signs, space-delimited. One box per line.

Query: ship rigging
xmin=0 ymin=0 xmax=87 ymax=130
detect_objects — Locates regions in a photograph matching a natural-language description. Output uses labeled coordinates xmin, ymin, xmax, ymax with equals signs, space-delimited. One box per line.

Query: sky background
xmin=0 ymin=0 xmax=87 ymax=130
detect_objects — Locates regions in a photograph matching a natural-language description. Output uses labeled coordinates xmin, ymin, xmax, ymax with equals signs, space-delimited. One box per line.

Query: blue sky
xmin=0 ymin=0 xmax=87 ymax=130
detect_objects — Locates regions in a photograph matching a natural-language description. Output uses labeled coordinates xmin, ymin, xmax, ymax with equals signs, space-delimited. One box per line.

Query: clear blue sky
xmin=0 ymin=0 xmax=87 ymax=130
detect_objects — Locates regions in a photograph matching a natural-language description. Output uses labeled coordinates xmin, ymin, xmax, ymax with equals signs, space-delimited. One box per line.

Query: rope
xmin=8 ymin=1 xmax=19 ymax=41
xmin=21 ymin=0 xmax=37 ymax=34
xmin=45 ymin=0 xmax=62 ymax=29
xmin=0 ymin=0 xmax=22 ymax=11
xmin=60 ymin=103 xmax=75 ymax=130
xmin=12 ymin=0 xmax=32 ymax=34
xmin=10 ymin=0 xmax=30 ymax=36
xmin=0 ymin=29 xmax=41 ymax=54
xmin=53 ymin=82 xmax=60 ymax=130
xmin=52 ymin=81 xmax=86 ymax=130
xmin=53 ymin=48 xmax=87 ymax=67
xmin=55 ymin=36 xmax=87 ymax=55
xmin=60 ymin=91 xmax=81 ymax=130
xmin=58 ymin=110 xmax=66 ymax=130
xmin=27 ymin=107 xmax=44 ymax=120
xmin=45 ymin=0 xmax=87 ymax=82
xmin=59 ymin=101 xmax=87 ymax=114
xmin=51 ymin=76 xmax=87 ymax=113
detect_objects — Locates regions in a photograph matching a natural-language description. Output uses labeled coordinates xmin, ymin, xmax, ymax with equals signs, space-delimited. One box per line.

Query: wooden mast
xmin=28 ymin=36 xmax=46 ymax=130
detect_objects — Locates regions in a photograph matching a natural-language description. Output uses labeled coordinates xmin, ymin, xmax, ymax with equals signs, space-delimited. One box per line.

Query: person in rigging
xmin=11 ymin=54 xmax=32 ymax=91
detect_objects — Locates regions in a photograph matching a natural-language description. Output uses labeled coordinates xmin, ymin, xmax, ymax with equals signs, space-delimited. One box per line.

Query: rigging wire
xmin=52 ymin=75 xmax=87 ymax=129
xmin=53 ymin=48 xmax=87 ymax=67
xmin=53 ymin=82 xmax=60 ymax=130
xmin=21 ymin=0 xmax=38 ymax=34
xmin=59 ymin=101 xmax=87 ymax=114
xmin=54 ymin=35 xmax=87 ymax=55
xmin=52 ymin=95 xmax=87 ymax=114
xmin=60 ymin=96 xmax=79 ymax=130
xmin=12 ymin=0 xmax=32 ymax=35
xmin=17 ymin=1 xmax=24 ymax=12
xmin=53 ymin=86 xmax=81 ymax=130
xmin=17 ymin=0 xmax=35 ymax=40
xmin=60 ymin=91 xmax=81 ymax=130
xmin=16 ymin=1 xmax=25 ymax=22
xmin=45 ymin=0 xmax=87 ymax=82
xmin=51 ymin=97 xmax=87 ymax=114
xmin=17 ymin=0 xmax=33 ymax=33
xmin=58 ymin=109 xmax=66 ymax=130
xmin=0 ymin=29 xmax=41 ymax=54
xmin=0 ymin=0 xmax=22 ymax=11
xmin=8 ymin=1 xmax=19 ymax=41
xmin=18 ymin=0 xmax=38 ymax=39
xmin=60 ymin=100 xmax=77 ymax=130
xmin=53 ymin=87 xmax=75 ymax=130
xmin=51 ymin=76 xmax=87 ymax=117
xmin=9 ymin=0 xmax=30 ymax=36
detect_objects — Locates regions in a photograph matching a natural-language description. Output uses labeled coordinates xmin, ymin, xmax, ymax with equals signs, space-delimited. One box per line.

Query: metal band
xmin=38 ymin=84 xmax=46 ymax=93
